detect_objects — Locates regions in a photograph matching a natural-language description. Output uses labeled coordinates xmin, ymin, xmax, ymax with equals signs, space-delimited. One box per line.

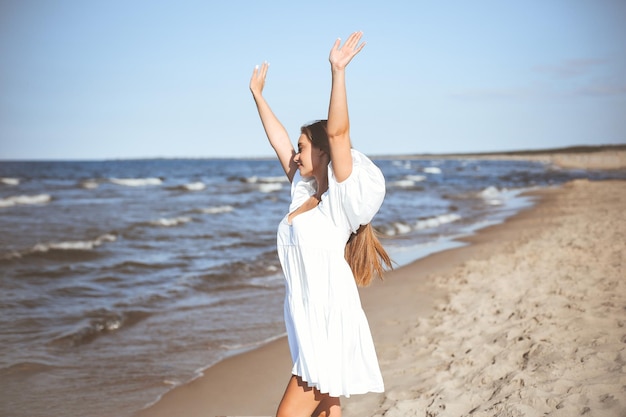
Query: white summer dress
xmin=277 ymin=149 xmax=385 ymax=398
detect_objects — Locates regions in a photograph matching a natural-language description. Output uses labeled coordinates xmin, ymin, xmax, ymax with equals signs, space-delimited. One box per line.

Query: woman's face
xmin=294 ymin=133 xmax=327 ymax=178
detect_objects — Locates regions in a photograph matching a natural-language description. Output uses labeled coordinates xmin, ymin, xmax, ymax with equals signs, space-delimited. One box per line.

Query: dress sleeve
xmin=326 ymin=149 xmax=386 ymax=233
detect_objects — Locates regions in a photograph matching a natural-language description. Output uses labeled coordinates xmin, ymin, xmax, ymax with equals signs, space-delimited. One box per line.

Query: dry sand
xmin=344 ymin=179 xmax=626 ymax=417
xmin=136 ymin=174 xmax=625 ymax=416
xmin=546 ymin=149 xmax=626 ymax=170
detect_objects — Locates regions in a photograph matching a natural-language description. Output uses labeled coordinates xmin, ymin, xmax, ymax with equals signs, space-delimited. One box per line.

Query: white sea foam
xmin=384 ymin=213 xmax=462 ymax=236
xmin=415 ymin=213 xmax=461 ymax=230
xmin=150 ymin=217 xmax=192 ymax=227
xmin=423 ymin=166 xmax=442 ymax=174
xmin=393 ymin=222 xmax=413 ymax=235
xmin=80 ymin=180 xmax=99 ymax=189
xmin=480 ymin=186 xmax=504 ymax=205
xmin=480 ymin=186 xmax=500 ymax=198
xmin=390 ymin=179 xmax=416 ymax=188
xmin=383 ymin=221 xmax=412 ymax=236
xmin=2 ymin=234 xmax=119 ymax=259
xmin=0 ymin=194 xmax=51 ymax=208
xmin=258 ymin=183 xmax=283 ymax=193
xmin=392 ymin=160 xmax=412 ymax=169
xmin=218 ymin=332 xmax=287 ymax=352
xmin=163 ymin=379 xmax=181 ymax=387
xmin=197 ymin=205 xmax=234 ymax=214
xmin=245 ymin=175 xmax=288 ymax=184
xmin=110 ymin=178 xmax=163 ymax=187
xmin=437 ymin=213 xmax=462 ymax=224
xmin=390 ymin=174 xmax=427 ymax=188
xmin=45 ymin=234 xmax=116 ymax=251
xmin=260 ymin=176 xmax=288 ymax=183
xmin=0 ymin=177 xmax=20 ymax=186
xmin=405 ymin=175 xmax=426 ymax=182
xmin=181 ymin=182 xmax=205 ymax=191
xmin=0 ymin=233 xmax=117 ymax=259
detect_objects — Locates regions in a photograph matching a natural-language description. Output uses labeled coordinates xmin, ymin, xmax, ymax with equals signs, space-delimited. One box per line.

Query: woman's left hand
xmin=250 ymin=61 xmax=269 ymax=97
xmin=329 ymin=31 xmax=366 ymax=71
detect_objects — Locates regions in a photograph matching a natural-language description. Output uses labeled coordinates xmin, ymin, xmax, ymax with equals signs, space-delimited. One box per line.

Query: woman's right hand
xmin=249 ymin=61 xmax=269 ymax=97
xmin=329 ymin=31 xmax=365 ymax=72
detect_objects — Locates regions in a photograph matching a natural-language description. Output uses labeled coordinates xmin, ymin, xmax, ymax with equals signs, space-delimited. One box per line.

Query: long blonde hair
xmin=345 ymin=224 xmax=393 ymax=287
xmin=301 ymin=120 xmax=393 ymax=287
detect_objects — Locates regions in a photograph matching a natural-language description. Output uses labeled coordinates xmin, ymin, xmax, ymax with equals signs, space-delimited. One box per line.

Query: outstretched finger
xmin=344 ymin=31 xmax=363 ymax=51
xmin=332 ymin=37 xmax=342 ymax=53
xmin=250 ymin=64 xmax=259 ymax=85
xmin=356 ymin=40 xmax=366 ymax=54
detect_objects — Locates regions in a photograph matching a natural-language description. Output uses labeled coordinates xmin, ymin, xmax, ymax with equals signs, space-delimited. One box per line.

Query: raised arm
xmin=250 ymin=62 xmax=297 ymax=182
xmin=327 ymin=31 xmax=366 ymax=182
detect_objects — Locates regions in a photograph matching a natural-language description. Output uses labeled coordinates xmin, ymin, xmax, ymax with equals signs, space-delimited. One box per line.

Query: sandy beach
xmin=409 ymin=145 xmax=626 ymax=171
xmin=135 ymin=153 xmax=625 ymax=417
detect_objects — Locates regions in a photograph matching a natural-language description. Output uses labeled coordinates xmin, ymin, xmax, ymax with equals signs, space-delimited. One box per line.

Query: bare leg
xmin=276 ymin=375 xmax=341 ymax=417
xmin=312 ymin=395 xmax=341 ymax=417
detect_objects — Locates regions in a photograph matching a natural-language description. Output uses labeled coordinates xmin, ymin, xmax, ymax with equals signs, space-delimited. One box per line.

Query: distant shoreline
xmin=2 ymin=144 xmax=625 ymax=163
xmin=375 ymin=143 xmax=626 ymax=159
xmin=373 ymin=144 xmax=626 ymax=171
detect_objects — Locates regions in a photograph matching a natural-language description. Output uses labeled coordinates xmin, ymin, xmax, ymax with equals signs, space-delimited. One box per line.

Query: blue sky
xmin=1 ymin=0 xmax=625 ymax=160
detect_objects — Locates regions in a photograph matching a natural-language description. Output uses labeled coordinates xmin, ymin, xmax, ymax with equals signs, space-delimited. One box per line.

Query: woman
xmin=250 ymin=31 xmax=392 ymax=417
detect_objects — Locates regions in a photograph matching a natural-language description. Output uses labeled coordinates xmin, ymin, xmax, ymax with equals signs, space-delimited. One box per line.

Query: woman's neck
xmin=313 ymin=173 xmax=329 ymax=200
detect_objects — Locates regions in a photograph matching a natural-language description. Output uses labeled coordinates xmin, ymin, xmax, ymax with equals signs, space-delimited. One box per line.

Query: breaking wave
xmin=243 ymin=175 xmax=287 ymax=184
xmin=389 ymin=174 xmax=427 ymax=188
xmin=149 ymin=217 xmax=193 ymax=227
xmin=238 ymin=176 xmax=286 ymax=193
xmin=0 ymin=177 xmax=20 ymax=186
xmin=1 ymin=234 xmax=117 ymax=260
xmin=0 ymin=194 xmax=51 ymax=208
xmin=479 ymin=186 xmax=506 ymax=205
xmin=415 ymin=213 xmax=461 ymax=230
xmin=180 ymin=182 xmax=205 ymax=191
xmin=195 ymin=205 xmax=235 ymax=214
xmin=50 ymin=309 xmax=151 ymax=347
xmin=110 ymin=178 xmax=163 ymax=187
xmin=80 ymin=180 xmax=100 ymax=189
xmin=258 ymin=183 xmax=283 ymax=193
xmin=423 ymin=166 xmax=442 ymax=174
xmin=381 ymin=213 xmax=462 ymax=236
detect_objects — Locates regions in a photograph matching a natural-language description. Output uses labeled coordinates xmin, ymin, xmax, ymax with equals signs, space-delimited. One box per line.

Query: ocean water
xmin=1 ymin=156 xmax=624 ymax=417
